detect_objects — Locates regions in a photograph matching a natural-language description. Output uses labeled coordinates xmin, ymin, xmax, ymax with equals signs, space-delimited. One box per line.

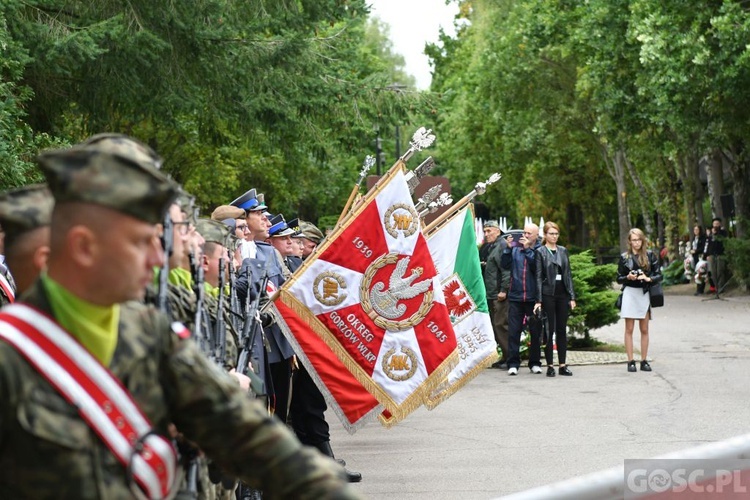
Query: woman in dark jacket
xmin=616 ymin=228 xmax=662 ymax=373
xmin=534 ymin=222 xmax=576 ymax=377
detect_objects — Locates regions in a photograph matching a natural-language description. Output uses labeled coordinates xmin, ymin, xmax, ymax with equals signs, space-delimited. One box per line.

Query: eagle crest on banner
xmin=360 ymin=253 xmax=434 ymax=331
xmin=442 ymin=274 xmax=476 ymax=325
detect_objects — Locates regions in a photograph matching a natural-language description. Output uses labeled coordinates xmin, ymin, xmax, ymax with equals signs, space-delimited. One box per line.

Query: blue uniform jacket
xmin=500 ymin=243 xmax=541 ymax=303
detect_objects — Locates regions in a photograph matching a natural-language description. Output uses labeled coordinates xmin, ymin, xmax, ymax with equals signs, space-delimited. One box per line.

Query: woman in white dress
xmin=616 ymin=228 xmax=662 ymax=372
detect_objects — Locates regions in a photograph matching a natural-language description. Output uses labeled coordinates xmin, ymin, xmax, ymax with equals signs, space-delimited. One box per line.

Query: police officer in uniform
xmin=233 ymin=191 xmax=296 ymax=424
xmin=0 ymin=135 xmax=357 ymax=499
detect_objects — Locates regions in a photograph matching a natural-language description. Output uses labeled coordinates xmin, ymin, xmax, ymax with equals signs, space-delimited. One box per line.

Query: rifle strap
xmin=0 ymin=304 xmax=179 ymax=499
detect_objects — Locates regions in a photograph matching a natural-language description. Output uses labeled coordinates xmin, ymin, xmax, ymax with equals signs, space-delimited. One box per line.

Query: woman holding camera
xmin=617 ymin=228 xmax=662 ymax=372
xmin=535 ymin=222 xmax=576 ymax=377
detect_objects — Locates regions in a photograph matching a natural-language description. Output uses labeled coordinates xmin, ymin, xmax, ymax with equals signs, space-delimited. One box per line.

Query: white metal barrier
xmin=496 ymin=432 xmax=750 ymax=499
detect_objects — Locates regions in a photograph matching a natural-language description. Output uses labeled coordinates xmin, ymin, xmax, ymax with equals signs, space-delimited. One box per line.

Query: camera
xmin=508 ymin=233 xmax=523 ymax=248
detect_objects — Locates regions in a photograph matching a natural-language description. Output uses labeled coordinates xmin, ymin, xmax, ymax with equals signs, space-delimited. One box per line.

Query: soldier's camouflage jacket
xmin=0 ymin=279 xmax=359 ymax=499
xmin=146 ymin=283 xmax=239 ymax=372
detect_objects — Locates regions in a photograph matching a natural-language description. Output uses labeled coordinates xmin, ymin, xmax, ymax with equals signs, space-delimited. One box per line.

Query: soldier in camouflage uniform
xmin=194 ymin=218 xmax=243 ymax=378
xmin=0 ymin=184 xmax=53 ymax=302
xmin=0 ymin=134 xmax=358 ymax=499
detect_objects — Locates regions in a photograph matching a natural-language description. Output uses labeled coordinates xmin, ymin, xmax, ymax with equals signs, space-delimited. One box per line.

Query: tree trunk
xmin=694 ymin=170 xmax=706 ymax=229
xmin=707 ymin=149 xmax=725 ymax=222
xmin=623 ymin=152 xmax=655 ymax=241
xmin=612 ymin=147 xmax=631 ymax=252
xmin=726 ymin=144 xmax=748 ymax=239
xmin=680 ymin=151 xmax=702 ymax=233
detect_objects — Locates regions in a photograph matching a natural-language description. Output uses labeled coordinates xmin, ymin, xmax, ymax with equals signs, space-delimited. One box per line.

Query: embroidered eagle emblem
xmin=370 ymin=256 xmax=432 ymax=320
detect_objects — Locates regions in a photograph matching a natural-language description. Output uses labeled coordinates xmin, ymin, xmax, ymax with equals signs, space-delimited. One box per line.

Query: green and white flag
xmin=424 ymin=203 xmax=498 ymax=409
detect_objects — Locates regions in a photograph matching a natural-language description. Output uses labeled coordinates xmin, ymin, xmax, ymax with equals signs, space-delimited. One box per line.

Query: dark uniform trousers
xmin=289 ymin=365 xmax=329 ymax=446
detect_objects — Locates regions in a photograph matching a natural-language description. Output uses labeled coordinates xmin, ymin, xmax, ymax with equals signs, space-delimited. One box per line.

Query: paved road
xmin=330 ymin=290 xmax=750 ymax=499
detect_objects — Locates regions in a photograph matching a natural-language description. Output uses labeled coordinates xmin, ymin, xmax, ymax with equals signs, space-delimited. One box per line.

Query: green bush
xmin=568 ymin=250 xmax=620 ymax=339
xmin=662 ymin=260 xmax=688 ymax=286
xmin=725 ymin=235 xmax=750 ymax=290
xmin=317 ymin=215 xmax=339 ymax=232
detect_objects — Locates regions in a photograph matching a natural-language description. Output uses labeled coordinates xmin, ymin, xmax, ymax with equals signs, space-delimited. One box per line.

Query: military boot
xmin=313 ymin=441 xmax=362 ymax=483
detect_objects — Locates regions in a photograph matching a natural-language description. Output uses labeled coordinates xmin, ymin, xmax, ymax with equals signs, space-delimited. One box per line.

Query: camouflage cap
xmin=0 ymin=184 xmax=54 ymax=243
xmin=298 ymin=220 xmax=324 ymax=244
xmin=196 ymin=218 xmax=231 ymax=246
xmin=227 ymin=232 xmax=242 ymax=251
xmin=37 ymin=134 xmax=178 ymax=224
xmin=211 ymin=205 xmax=245 ymax=221
xmin=175 ymin=188 xmax=196 ymax=216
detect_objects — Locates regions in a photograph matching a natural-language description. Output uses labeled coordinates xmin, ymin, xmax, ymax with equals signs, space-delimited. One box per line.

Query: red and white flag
xmin=273 ymin=301 xmax=380 ymax=432
xmin=276 ymin=166 xmax=457 ymax=425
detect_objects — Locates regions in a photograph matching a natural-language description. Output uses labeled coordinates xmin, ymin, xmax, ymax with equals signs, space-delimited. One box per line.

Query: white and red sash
xmin=0 ymin=272 xmax=14 ymax=303
xmin=0 ymin=303 xmax=178 ymax=499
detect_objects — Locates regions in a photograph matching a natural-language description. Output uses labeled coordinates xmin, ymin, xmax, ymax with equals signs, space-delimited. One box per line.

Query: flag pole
xmin=337 ymin=127 xmax=437 ymax=227
xmin=336 ymin=155 xmax=375 ymax=226
xmin=423 ymin=173 xmax=502 ymax=234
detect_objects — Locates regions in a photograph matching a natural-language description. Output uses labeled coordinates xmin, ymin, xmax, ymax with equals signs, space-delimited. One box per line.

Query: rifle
xmin=157 ymin=211 xmax=173 ymax=313
xmin=192 ymin=253 xmax=211 ymax=357
xmin=213 ymin=256 xmax=227 ymax=366
xmin=237 ymin=262 xmax=270 ymax=381
xmin=228 ymin=254 xmax=241 ymax=333
xmin=234 ymin=262 xmax=271 ymax=500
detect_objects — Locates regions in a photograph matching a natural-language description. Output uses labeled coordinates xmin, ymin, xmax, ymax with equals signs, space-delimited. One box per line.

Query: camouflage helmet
xmin=298 ymin=220 xmax=324 ymax=244
xmin=174 ymin=188 xmax=197 ymax=224
xmin=196 ymin=218 xmax=231 ymax=247
xmin=37 ymin=134 xmax=178 ymax=225
xmin=0 ymin=184 xmax=54 ymax=244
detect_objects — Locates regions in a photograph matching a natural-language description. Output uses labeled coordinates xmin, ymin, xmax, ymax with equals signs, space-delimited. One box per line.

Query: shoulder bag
xmin=648 ymin=282 xmax=664 ymax=308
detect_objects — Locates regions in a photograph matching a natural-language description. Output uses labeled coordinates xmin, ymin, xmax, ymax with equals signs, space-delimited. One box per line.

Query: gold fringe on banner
xmin=423 ymin=350 xmax=499 ymax=410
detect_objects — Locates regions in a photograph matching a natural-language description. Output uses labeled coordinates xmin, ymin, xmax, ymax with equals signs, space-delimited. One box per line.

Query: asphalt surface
xmin=330 ymin=286 xmax=750 ymax=499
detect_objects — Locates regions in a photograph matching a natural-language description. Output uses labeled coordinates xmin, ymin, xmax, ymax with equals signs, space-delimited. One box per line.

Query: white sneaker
xmin=508 ymin=367 xmax=518 ymax=376
xmin=530 ymin=366 xmax=543 ymax=374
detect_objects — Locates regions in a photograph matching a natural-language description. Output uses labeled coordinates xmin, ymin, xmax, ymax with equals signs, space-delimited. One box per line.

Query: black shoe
xmin=490 ymin=359 xmax=507 ymax=369
xmin=314 ymin=442 xmax=362 ymax=482
xmin=559 ymin=366 xmax=573 ymax=376
xmin=640 ymin=360 xmax=652 ymax=372
xmin=546 ymin=366 xmax=556 ymax=377
xmin=343 ymin=466 xmax=362 ymax=483
xmin=627 ymin=361 xmax=637 ymax=372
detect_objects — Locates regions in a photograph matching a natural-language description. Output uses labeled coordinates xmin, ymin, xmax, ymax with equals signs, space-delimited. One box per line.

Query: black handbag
xmin=649 ymin=282 xmax=664 ymax=308
xmin=615 ymin=292 xmax=623 ymax=310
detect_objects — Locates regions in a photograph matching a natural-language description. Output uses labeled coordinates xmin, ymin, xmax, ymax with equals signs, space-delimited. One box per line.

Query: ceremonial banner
xmin=276 ymin=166 xmax=457 ymax=424
xmin=423 ymin=204 xmax=498 ymax=409
xmin=273 ymin=301 xmax=382 ymax=432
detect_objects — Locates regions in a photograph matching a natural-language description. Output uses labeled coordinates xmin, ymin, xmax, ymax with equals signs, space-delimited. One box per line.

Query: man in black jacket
xmin=500 ymin=224 xmax=543 ymax=376
xmin=706 ymin=217 xmax=729 ymax=293
xmin=479 ymin=220 xmax=502 ymax=277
